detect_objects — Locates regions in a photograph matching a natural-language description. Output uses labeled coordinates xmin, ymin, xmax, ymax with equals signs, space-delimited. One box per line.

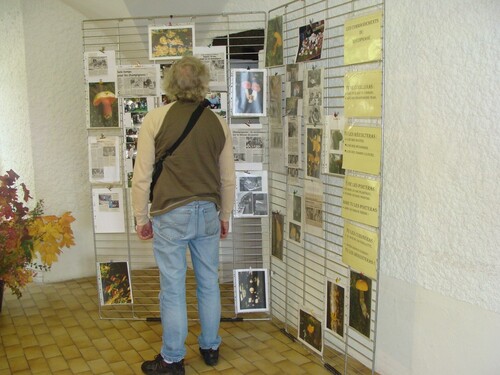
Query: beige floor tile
xmin=0 ymin=356 xmax=8 ymax=370
xmin=30 ymin=357 xmax=51 ymax=374
xmin=80 ymin=346 xmax=102 ymax=361
xmin=60 ymin=344 xmax=81 ymax=360
xmin=252 ymin=358 xmax=283 ymax=374
xmin=1 ymin=334 xmax=20 ymax=347
xmin=5 ymin=344 xmax=24 ymax=359
xmin=281 ymin=348 xmax=312 ymax=366
xmin=8 ymin=356 xmax=29 ymax=372
xmin=92 ymin=336 xmax=114 ymax=351
xmin=120 ymin=348 xmax=144 ymax=364
xmin=87 ymin=358 xmax=112 ymax=374
xmin=23 ymin=346 xmax=44 ymax=360
xmin=36 ymin=332 xmax=57 ymax=346
xmin=301 ymin=361 xmax=335 ymax=374
xmin=218 ymin=369 xmax=244 ymax=375
xmin=47 ymin=355 xmax=70 ymax=372
xmin=19 ymin=334 xmax=39 ymax=348
xmin=234 ymin=346 xmax=265 ymax=362
xmin=67 ymin=357 xmax=92 ymax=373
xmin=11 ymin=316 xmax=29 ymax=327
xmin=86 ymin=326 xmax=105 ymax=340
xmin=128 ymin=336 xmax=151 ymax=351
xmin=53 ymin=369 xmax=82 ymax=375
xmin=109 ymin=360 xmax=136 ymax=374
xmin=120 ymin=326 xmax=142 ymax=340
xmin=274 ymin=359 xmax=307 ymax=374
xmin=54 ymin=333 xmax=73 ymax=347
xmin=13 ymin=324 xmax=34 ymax=337
xmin=47 ymin=325 xmax=68 ymax=337
xmin=31 ymin=323 xmax=50 ymax=336
xmin=260 ymin=348 xmax=287 ymax=363
xmin=41 ymin=343 xmax=63 ymax=358
xmin=111 ymin=338 xmax=134 ymax=352
xmin=227 ymin=357 xmax=258 ymax=373
xmin=60 ymin=316 xmax=79 ymax=328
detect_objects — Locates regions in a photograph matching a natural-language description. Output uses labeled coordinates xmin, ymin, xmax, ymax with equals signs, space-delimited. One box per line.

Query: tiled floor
xmin=0 ymin=277 xmax=374 ymax=374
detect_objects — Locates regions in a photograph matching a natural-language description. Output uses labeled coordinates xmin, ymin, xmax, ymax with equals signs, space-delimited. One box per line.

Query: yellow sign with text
xmin=344 ymin=11 xmax=383 ymax=65
xmin=341 ymin=175 xmax=380 ymax=227
xmin=343 ymin=125 xmax=382 ymax=175
xmin=344 ymin=70 xmax=382 ymax=118
xmin=342 ymin=222 xmax=378 ymax=280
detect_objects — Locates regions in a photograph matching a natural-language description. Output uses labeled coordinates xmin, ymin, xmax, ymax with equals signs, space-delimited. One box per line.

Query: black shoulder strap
xmin=158 ymin=104 xmax=204 ymax=163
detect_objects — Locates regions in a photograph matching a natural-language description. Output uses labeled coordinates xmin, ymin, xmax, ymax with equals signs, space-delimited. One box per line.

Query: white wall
xmin=377 ymin=0 xmax=500 ymax=373
xmin=19 ymin=0 xmax=95 ymax=282
xmin=0 ymin=0 xmax=35 ymax=190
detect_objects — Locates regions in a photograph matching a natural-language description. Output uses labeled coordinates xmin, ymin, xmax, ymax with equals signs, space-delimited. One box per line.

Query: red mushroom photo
xmin=88 ymin=82 xmax=118 ymax=127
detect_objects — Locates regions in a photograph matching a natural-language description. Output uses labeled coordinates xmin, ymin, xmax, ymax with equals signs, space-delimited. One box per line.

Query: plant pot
xmin=0 ymin=280 xmax=4 ymax=312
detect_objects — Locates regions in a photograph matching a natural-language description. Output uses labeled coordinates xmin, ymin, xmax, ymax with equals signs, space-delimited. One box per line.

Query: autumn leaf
xmin=1 ymin=169 xmax=76 ymax=298
xmin=20 ymin=183 xmax=31 ymax=202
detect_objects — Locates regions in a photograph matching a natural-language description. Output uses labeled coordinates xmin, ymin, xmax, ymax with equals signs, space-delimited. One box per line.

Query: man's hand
xmin=220 ymin=220 xmax=229 ymax=239
xmin=136 ymin=220 xmax=153 ymax=240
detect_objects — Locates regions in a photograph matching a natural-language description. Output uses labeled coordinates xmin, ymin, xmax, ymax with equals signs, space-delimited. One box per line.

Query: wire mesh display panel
xmin=82 ymin=12 xmax=269 ymax=322
xmin=267 ymin=0 xmax=384 ymax=374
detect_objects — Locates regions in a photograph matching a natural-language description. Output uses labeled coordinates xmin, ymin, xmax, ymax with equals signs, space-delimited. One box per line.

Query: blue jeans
xmin=152 ymin=201 xmax=222 ymax=363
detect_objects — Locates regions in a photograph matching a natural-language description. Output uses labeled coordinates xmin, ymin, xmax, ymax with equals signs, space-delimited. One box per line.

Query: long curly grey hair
xmin=162 ymin=56 xmax=209 ymax=102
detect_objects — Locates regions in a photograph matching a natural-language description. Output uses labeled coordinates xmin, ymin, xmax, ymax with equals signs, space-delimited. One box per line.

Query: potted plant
xmin=0 ymin=170 xmax=76 ymax=311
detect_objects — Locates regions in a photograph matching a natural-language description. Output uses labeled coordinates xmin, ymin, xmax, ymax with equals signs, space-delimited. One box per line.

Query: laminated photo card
xmin=234 ymin=268 xmax=270 ymax=313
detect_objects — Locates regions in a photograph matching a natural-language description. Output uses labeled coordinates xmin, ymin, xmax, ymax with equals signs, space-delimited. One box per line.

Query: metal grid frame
xmin=266 ymin=0 xmax=384 ymax=374
xmin=82 ymin=11 xmax=269 ymax=322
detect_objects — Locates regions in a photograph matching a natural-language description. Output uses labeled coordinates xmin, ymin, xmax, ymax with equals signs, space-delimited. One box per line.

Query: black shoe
xmin=141 ymin=354 xmax=185 ymax=375
xmin=199 ymin=347 xmax=219 ymax=366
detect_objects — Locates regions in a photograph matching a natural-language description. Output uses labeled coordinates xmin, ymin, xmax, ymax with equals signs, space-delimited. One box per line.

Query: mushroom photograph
xmin=234 ymin=269 xmax=269 ymax=313
xmin=232 ymin=69 xmax=266 ymax=116
xmin=265 ymin=16 xmax=283 ymax=67
xmin=271 ymin=212 xmax=284 ymax=260
xmin=326 ymin=280 xmax=345 ymax=338
xmin=349 ymin=270 xmax=372 ymax=338
xmin=298 ymin=307 xmax=323 ymax=355
xmin=295 ymin=20 xmax=325 ymax=63
xmin=148 ymin=26 xmax=194 ymax=60
xmin=88 ymin=82 xmax=118 ymax=127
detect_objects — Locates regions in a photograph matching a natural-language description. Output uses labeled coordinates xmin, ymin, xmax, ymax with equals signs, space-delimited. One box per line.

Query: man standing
xmin=132 ymin=56 xmax=235 ymax=375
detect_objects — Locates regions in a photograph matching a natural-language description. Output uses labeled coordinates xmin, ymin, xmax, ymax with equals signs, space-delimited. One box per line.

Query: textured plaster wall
xmin=0 ymin=1 xmax=35 ymax=190
xmin=381 ymin=0 xmax=500 ymax=312
xmin=376 ymin=0 xmax=500 ymax=373
xmin=19 ymin=0 xmax=95 ymax=282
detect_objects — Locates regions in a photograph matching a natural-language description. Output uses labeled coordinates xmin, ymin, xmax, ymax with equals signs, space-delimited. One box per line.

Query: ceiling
xmin=60 ymin=0 xmax=263 ymax=20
